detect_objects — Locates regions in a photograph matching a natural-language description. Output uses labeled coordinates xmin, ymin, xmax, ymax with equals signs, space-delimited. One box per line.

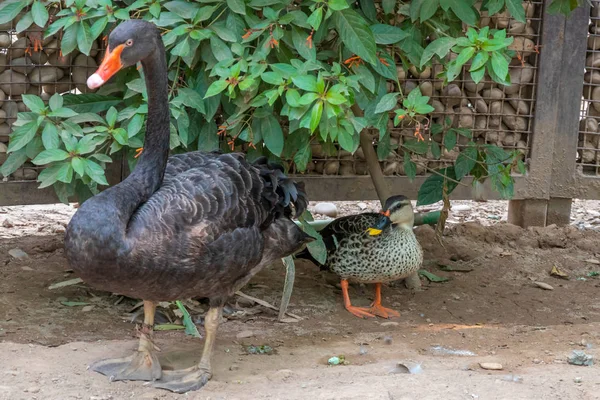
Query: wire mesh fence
xmin=284 ymin=0 xmax=542 ymax=177
xmin=0 ymin=13 xmax=103 ymax=183
xmin=579 ymin=0 xmax=600 ymax=175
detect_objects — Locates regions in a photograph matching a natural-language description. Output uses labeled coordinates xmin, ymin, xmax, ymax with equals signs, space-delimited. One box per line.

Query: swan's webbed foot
xmin=91 ymin=301 xmax=161 ymax=382
xmin=91 ymin=349 xmax=162 ymax=382
xmin=153 ymin=366 xmax=211 ymax=393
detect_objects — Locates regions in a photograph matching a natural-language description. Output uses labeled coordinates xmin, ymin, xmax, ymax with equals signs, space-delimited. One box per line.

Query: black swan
xmin=65 ymin=19 xmax=312 ymax=393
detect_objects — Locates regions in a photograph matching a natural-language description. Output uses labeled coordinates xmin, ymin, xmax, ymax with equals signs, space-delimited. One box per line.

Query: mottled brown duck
xmin=297 ymin=195 xmax=423 ymax=318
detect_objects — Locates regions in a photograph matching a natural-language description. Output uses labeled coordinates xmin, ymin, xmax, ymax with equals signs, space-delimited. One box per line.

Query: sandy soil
xmin=1 ymin=202 xmax=600 ymax=400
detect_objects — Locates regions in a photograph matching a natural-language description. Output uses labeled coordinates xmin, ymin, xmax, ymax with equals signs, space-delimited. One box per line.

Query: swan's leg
xmin=154 ymin=306 xmax=222 ymax=393
xmin=91 ymin=300 xmax=162 ymax=381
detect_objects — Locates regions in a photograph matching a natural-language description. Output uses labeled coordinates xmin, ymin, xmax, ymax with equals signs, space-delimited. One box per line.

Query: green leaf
xmin=56 ymin=161 xmax=74 ymax=184
xmin=292 ymin=75 xmax=319 ymax=92
xmin=84 ymin=159 xmax=108 ymax=185
xmin=16 ymin=11 xmax=33 ymax=33
xmin=91 ymin=154 xmax=113 ymax=163
xmin=127 ymin=114 xmax=144 ymax=138
xmin=354 ymin=64 xmax=375 ymax=93
xmin=204 ymin=80 xmax=229 ymax=98
xmin=299 ymin=92 xmax=320 ymax=106
xmin=175 ymin=300 xmax=202 ymax=338
xmin=164 ymin=1 xmax=200 ymax=19
xmin=374 ymin=93 xmax=399 ymax=114
xmin=291 ymin=26 xmax=316 ymax=61
xmin=440 ymin=0 xmax=478 ymax=25
xmin=210 ymin=35 xmax=233 ymax=62
xmin=455 ymin=145 xmax=477 ymax=180
xmin=370 ymin=24 xmax=409 ymax=45
xmin=404 ymin=152 xmax=417 ymax=181
xmin=420 ymin=37 xmax=456 ymax=67
xmin=42 ymin=123 xmax=60 ymax=149
xmin=403 ymin=139 xmax=428 ymax=155
xmin=0 ymin=148 xmax=28 ymax=178
xmin=48 ymin=108 xmax=78 ymax=118
xmin=112 ymin=128 xmax=128 ymax=145
xmin=76 ymin=134 xmax=105 ymax=154
xmin=106 ymin=107 xmax=118 ymax=128
xmin=333 ymin=9 xmax=377 ymax=65
xmin=470 ymin=67 xmax=485 ymax=84
xmin=417 ymin=167 xmax=459 ymax=206
xmin=490 ymin=51 xmax=509 ymax=80
xmin=485 ymin=0 xmax=504 ymax=15
xmin=430 ymin=141 xmax=441 ymax=159
xmin=0 ymin=1 xmax=27 ymax=25
xmin=31 ymin=0 xmax=48 ymax=27
xmin=227 ymin=0 xmax=246 ymax=14
xmin=443 ymin=129 xmax=457 ymax=151
xmin=197 ymin=120 xmax=219 ymax=152
xmin=455 ymin=46 xmax=476 ymax=69
xmin=49 ymin=94 xmax=63 ymax=112
xmin=419 ymin=269 xmax=449 ymax=283
xmin=91 ymin=16 xmax=108 ymax=40
xmin=470 ymin=51 xmax=489 ymax=71
xmin=62 ymin=94 xmax=121 ymax=113
xmin=307 ymin=7 xmax=323 ymax=30
xmin=22 ymin=95 xmax=46 ymax=113
xmin=414 ymin=103 xmax=435 ymax=114
xmin=8 ymin=121 xmax=39 ymax=153
xmin=420 ymin=0 xmax=440 ymax=21
xmin=61 ymin=23 xmax=79 ymax=56
xmin=505 ymin=0 xmax=526 ymax=23
xmin=286 ymin=89 xmax=302 ymax=107
xmin=171 ymin=37 xmax=190 ymax=57
xmin=255 ymin=115 xmax=284 ymax=156
xmin=71 ymin=157 xmax=85 ymax=177
xmin=309 ymin=101 xmax=323 ymax=133
xmin=329 ymin=0 xmax=349 ymax=11
xmin=325 ymin=91 xmax=346 ymax=105
xmin=32 ymin=149 xmax=70 ymax=165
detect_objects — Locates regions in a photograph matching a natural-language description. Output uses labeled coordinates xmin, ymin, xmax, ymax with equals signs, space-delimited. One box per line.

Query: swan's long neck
xmin=65 ymin=37 xmax=170 ymax=257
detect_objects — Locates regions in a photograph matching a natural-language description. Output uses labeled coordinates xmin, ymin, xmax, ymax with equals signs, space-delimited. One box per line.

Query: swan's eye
xmin=125 ymin=39 xmax=134 ymax=46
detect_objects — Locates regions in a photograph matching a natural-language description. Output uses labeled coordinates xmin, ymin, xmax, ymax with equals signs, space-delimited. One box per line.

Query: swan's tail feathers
xmin=252 ymin=157 xmax=309 ymax=220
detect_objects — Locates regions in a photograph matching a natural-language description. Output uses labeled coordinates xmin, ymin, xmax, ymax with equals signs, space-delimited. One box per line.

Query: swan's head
xmin=366 ymin=195 xmax=414 ymax=235
xmin=87 ymin=20 xmax=161 ymax=89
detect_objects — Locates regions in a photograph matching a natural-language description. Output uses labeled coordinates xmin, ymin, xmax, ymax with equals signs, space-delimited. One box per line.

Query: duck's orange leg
xmin=341 ymin=279 xmax=375 ymax=318
xmin=368 ymin=283 xmax=400 ymax=319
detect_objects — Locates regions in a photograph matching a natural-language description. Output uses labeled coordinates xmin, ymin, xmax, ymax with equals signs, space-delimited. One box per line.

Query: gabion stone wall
xmin=580 ymin=0 xmax=600 ymax=175
xmin=289 ymin=1 xmax=542 ymax=177
xmin=0 ymin=15 xmax=103 ymax=182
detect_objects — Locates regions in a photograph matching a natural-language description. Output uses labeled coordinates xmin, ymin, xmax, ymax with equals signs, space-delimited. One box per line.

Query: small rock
xmin=574 ymin=377 xmax=583 ymax=383
xmin=236 ymin=330 xmax=255 ymax=339
xmin=2 ymin=218 xmax=13 ymax=228
xmin=24 ymin=387 xmax=40 ymax=393
xmin=81 ymin=305 xmax=95 ymax=312
xmin=8 ymin=248 xmax=28 ymax=259
xmin=313 ymin=202 xmax=338 ymax=218
xmin=479 ymin=362 xmax=503 ymax=370
xmin=567 ymin=350 xmax=594 ymax=366
xmin=380 ymin=321 xmax=399 ymax=327
xmin=391 ymin=361 xmax=423 ymax=374
xmin=534 ymin=282 xmax=554 ymax=290
xmin=357 ymin=202 xmax=368 ymax=210
xmin=229 ymin=364 xmax=239 ymax=371
xmin=21 ymin=266 xmax=33 ymax=271
xmin=384 ymin=336 xmax=393 ymax=345
xmin=453 ymin=204 xmax=472 ymax=212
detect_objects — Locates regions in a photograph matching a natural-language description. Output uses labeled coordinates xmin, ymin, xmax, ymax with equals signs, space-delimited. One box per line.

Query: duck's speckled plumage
xmin=309 ymin=213 xmax=423 ymax=284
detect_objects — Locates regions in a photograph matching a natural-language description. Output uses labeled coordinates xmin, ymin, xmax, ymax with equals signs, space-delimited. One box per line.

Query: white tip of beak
xmin=87 ymin=73 xmax=105 ymax=89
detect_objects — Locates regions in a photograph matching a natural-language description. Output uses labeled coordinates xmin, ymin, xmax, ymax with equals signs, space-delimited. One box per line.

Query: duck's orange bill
xmin=380 ymin=210 xmax=391 ymax=217
xmin=87 ymin=44 xmax=125 ymax=89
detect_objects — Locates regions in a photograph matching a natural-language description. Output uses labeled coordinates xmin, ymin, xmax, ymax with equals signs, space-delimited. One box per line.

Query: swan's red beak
xmin=87 ymin=44 xmax=125 ymax=89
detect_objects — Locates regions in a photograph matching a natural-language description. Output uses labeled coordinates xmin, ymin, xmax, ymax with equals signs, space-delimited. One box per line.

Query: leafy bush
xmin=0 ymin=0 xmax=581 ymax=205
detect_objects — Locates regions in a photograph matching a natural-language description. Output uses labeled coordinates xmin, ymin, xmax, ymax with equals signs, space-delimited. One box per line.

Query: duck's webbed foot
xmin=91 ymin=301 xmax=162 ymax=382
xmin=368 ymin=283 xmax=400 ymax=319
xmin=154 ymin=306 xmax=222 ymax=393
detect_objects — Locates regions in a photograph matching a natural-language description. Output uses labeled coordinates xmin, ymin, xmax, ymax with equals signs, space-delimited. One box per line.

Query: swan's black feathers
xmin=67 ymin=151 xmax=312 ymax=302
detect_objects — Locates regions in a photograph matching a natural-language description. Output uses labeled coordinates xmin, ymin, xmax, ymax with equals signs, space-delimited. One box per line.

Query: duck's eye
xmin=125 ymin=39 xmax=134 ymax=46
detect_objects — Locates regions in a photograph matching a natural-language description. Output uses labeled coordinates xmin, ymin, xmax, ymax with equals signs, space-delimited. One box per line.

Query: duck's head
xmin=88 ymin=20 xmax=161 ymax=90
xmin=366 ymin=195 xmax=414 ymax=236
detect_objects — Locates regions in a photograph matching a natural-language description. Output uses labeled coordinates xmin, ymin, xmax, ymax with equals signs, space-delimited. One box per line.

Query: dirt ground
xmin=1 ymin=202 xmax=600 ymax=400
